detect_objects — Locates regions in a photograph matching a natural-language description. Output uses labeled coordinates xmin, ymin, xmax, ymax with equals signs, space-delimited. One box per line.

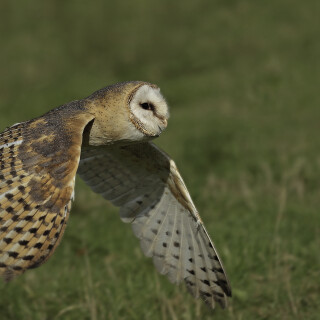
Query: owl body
xmin=0 ymin=81 xmax=231 ymax=309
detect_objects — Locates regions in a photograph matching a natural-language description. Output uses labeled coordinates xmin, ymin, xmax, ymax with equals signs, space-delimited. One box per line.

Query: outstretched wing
xmin=0 ymin=109 xmax=94 ymax=280
xmin=78 ymin=142 xmax=231 ymax=309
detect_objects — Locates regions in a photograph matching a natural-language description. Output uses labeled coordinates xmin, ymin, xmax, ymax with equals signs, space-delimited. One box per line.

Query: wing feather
xmin=0 ymin=109 xmax=94 ymax=280
xmin=78 ymin=142 xmax=231 ymax=309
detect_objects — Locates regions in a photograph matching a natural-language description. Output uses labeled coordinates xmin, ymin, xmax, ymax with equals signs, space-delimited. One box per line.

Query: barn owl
xmin=0 ymin=81 xmax=231 ymax=309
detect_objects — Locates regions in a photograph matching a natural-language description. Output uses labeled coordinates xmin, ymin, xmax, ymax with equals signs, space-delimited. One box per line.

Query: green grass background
xmin=0 ymin=1 xmax=319 ymax=319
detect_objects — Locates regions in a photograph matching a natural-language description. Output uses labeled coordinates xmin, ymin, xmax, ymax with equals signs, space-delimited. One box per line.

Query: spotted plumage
xmin=0 ymin=81 xmax=231 ymax=309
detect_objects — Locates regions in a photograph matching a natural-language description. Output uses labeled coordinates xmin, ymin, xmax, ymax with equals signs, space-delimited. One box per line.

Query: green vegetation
xmin=0 ymin=1 xmax=319 ymax=319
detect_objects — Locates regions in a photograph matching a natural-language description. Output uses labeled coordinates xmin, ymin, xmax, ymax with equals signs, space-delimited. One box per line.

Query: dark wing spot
xmin=34 ymin=242 xmax=43 ymax=249
xmin=14 ymin=227 xmax=23 ymax=233
xmin=10 ymin=170 xmax=17 ymax=177
xmin=12 ymin=266 xmax=22 ymax=271
xmin=6 ymin=206 xmax=14 ymax=213
xmin=22 ymin=255 xmax=34 ymax=261
xmin=12 ymin=215 xmax=19 ymax=221
xmin=214 ymin=292 xmax=225 ymax=298
xmin=18 ymin=240 xmax=29 ymax=246
xmin=200 ymin=290 xmax=212 ymax=298
xmin=201 ymin=279 xmax=210 ymax=286
xmin=187 ymin=269 xmax=195 ymax=275
xmin=23 ymin=204 xmax=31 ymax=211
xmin=185 ymin=280 xmax=195 ymax=286
xmin=3 ymin=238 xmax=12 ymax=244
xmin=18 ymin=185 xmax=25 ymax=192
xmin=5 ymin=193 xmax=13 ymax=200
xmin=211 ymin=267 xmax=224 ymax=273
xmin=8 ymin=251 xmax=18 ymax=258
xmin=217 ymin=279 xmax=228 ymax=286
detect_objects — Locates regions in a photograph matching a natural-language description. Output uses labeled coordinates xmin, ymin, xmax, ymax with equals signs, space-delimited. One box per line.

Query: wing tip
xmin=219 ymin=278 xmax=232 ymax=297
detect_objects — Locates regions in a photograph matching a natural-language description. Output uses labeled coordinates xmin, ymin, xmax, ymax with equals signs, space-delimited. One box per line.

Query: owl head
xmin=84 ymin=81 xmax=169 ymax=146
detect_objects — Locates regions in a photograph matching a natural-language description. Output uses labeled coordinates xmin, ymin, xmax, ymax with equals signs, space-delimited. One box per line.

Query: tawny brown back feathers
xmin=0 ymin=107 xmax=94 ymax=280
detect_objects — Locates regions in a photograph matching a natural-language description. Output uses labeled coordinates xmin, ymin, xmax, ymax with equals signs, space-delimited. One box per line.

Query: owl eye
xmin=140 ymin=102 xmax=154 ymax=111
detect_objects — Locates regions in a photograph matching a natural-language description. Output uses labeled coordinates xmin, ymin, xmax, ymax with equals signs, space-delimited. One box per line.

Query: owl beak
xmin=155 ymin=119 xmax=167 ymax=137
xmin=159 ymin=118 xmax=168 ymax=132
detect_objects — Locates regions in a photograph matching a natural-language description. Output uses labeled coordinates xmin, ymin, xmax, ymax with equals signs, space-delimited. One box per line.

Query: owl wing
xmin=0 ymin=110 xmax=94 ymax=281
xmin=78 ymin=142 xmax=231 ymax=309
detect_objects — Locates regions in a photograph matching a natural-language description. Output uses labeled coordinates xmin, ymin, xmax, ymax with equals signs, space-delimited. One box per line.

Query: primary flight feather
xmin=0 ymin=81 xmax=231 ymax=309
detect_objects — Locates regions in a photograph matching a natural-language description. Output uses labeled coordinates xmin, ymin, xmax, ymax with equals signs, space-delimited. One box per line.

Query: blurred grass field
xmin=0 ymin=1 xmax=320 ymax=319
